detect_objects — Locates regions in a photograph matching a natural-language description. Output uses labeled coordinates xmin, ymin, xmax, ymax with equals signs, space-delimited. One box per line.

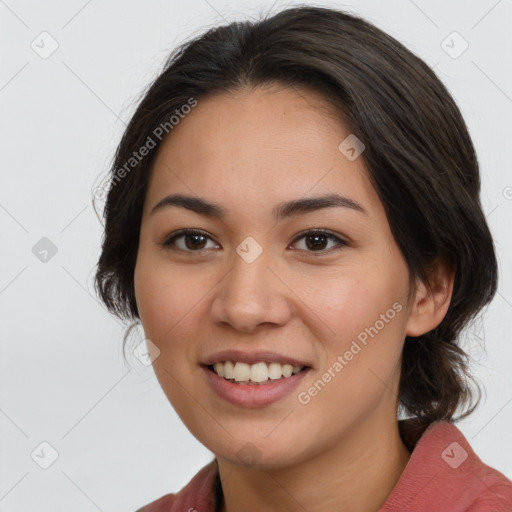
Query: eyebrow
xmin=150 ymin=192 xmax=367 ymax=221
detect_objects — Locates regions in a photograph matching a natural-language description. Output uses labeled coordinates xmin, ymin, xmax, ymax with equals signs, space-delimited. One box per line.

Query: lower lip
xmin=202 ymin=366 xmax=311 ymax=408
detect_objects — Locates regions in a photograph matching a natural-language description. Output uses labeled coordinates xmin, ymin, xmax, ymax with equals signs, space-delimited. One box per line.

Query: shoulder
xmin=463 ymin=446 xmax=512 ymax=511
xmin=381 ymin=420 xmax=512 ymax=511
xmin=464 ymin=475 xmax=512 ymax=511
xmin=429 ymin=421 xmax=512 ymax=508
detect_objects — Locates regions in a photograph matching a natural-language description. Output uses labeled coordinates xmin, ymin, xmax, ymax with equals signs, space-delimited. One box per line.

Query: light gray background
xmin=1 ymin=0 xmax=511 ymax=510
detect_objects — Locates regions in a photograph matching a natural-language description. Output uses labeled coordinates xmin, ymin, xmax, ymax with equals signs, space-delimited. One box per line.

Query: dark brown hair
xmin=94 ymin=4 xmax=498 ymax=437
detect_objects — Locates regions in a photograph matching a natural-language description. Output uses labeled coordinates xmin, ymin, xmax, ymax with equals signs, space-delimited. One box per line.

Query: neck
xmin=217 ymin=413 xmax=411 ymax=512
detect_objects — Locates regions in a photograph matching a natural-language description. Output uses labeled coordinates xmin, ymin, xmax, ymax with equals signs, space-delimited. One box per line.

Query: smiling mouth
xmin=207 ymin=361 xmax=310 ymax=385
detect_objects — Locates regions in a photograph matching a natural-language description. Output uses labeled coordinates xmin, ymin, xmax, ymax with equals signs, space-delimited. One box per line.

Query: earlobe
xmin=405 ymin=259 xmax=455 ymax=337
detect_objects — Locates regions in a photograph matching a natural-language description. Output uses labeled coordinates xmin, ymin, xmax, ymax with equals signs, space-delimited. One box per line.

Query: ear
xmin=405 ymin=258 xmax=455 ymax=337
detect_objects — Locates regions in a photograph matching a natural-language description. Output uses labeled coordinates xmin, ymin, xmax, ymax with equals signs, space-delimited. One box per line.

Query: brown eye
xmin=182 ymin=233 xmax=208 ymax=250
xmin=162 ymin=230 xmax=219 ymax=252
xmin=305 ymin=233 xmax=329 ymax=250
xmin=291 ymin=230 xmax=347 ymax=254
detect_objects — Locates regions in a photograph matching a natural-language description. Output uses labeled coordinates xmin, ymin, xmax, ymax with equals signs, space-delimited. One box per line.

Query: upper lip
xmin=200 ymin=349 xmax=312 ymax=368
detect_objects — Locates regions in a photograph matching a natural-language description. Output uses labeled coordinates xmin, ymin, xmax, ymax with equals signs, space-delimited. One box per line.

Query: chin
xmin=211 ymin=435 xmax=309 ymax=470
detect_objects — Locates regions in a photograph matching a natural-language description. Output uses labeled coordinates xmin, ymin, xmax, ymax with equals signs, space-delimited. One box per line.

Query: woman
xmin=94 ymin=5 xmax=512 ymax=511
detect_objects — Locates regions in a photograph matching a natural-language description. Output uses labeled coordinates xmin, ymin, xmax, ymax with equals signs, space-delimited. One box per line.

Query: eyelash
xmin=160 ymin=228 xmax=348 ymax=256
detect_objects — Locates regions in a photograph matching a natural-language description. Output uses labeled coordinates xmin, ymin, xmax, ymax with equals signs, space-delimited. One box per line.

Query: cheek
xmin=134 ymin=254 xmax=186 ymax=342
xmin=296 ymin=276 xmax=407 ymax=430
xmin=134 ymin=253 xmax=216 ymax=373
xmin=301 ymin=264 xmax=407 ymax=342
xmin=134 ymin=256 xmax=204 ymax=410
xmin=298 ymin=258 xmax=409 ymax=400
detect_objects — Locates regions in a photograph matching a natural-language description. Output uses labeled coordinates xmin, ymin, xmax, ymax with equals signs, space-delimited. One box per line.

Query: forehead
xmin=144 ymin=85 xmax=381 ymax=220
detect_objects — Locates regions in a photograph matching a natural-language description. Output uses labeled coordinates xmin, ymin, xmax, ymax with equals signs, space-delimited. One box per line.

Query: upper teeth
xmin=213 ymin=361 xmax=304 ymax=382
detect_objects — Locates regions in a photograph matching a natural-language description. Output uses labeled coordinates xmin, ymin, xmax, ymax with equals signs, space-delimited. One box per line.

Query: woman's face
xmin=134 ymin=85 xmax=416 ymax=467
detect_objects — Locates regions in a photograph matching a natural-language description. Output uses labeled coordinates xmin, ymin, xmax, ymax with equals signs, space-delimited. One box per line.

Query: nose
xmin=209 ymin=250 xmax=293 ymax=334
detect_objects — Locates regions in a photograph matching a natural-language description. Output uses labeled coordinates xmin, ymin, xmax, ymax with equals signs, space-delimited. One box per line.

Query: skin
xmin=134 ymin=84 xmax=454 ymax=512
